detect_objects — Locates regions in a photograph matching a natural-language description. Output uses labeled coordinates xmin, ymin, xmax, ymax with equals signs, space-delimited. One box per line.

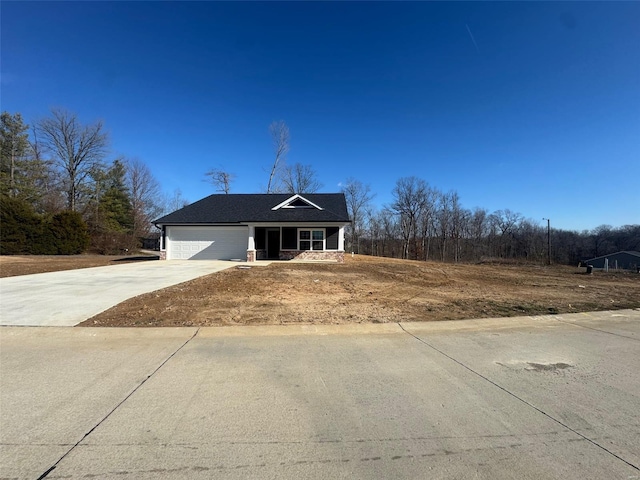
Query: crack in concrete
xmin=397 ymin=322 xmax=640 ymax=473
xmin=43 ymin=442 xmax=551 ymax=478
xmin=60 ymin=427 xmax=590 ymax=450
xmin=35 ymin=328 xmax=201 ymax=480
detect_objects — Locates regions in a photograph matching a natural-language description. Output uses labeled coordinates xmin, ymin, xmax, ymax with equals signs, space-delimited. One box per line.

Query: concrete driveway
xmin=0 ymin=260 xmax=244 ymax=326
xmin=1 ymin=310 xmax=638 ymax=479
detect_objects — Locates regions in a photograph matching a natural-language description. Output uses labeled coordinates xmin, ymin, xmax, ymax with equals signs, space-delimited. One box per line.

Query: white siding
xmin=166 ymin=226 xmax=248 ymax=260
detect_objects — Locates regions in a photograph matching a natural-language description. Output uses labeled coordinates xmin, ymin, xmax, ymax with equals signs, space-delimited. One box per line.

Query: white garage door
xmin=167 ymin=226 xmax=248 ymax=260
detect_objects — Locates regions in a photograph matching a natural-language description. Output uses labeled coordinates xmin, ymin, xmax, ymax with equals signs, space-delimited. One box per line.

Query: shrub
xmin=0 ymin=196 xmax=89 ymax=255
xmin=0 ymin=196 xmax=42 ymax=254
xmin=49 ymin=211 xmax=90 ymax=254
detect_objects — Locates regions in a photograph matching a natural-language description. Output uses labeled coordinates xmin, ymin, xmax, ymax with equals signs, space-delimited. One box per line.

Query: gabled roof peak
xmin=271 ymin=194 xmax=324 ymax=211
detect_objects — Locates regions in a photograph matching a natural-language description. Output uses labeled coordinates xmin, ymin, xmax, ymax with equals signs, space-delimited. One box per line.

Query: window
xmin=298 ymin=229 xmax=324 ymax=251
xmin=299 ymin=230 xmax=311 ymax=250
xmin=312 ymin=230 xmax=324 ymax=250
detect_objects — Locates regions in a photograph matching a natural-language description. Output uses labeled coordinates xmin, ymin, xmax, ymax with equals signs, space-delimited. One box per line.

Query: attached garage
xmin=166 ymin=226 xmax=248 ymax=260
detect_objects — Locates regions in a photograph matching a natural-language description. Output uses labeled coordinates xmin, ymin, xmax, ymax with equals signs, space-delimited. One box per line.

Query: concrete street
xmin=1 ymin=310 xmax=639 ymax=479
xmin=0 ymin=260 xmax=250 ymax=327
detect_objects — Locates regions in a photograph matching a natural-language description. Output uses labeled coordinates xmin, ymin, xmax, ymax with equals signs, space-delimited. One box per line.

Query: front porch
xmin=246 ymin=224 xmax=346 ymax=263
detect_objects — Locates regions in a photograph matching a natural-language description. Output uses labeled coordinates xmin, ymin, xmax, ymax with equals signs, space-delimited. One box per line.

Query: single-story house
xmin=153 ymin=193 xmax=351 ymax=262
xmin=582 ymin=251 xmax=640 ymax=271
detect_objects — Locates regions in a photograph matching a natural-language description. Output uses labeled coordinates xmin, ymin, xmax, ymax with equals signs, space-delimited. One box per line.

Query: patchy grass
xmin=79 ymin=254 xmax=640 ymax=327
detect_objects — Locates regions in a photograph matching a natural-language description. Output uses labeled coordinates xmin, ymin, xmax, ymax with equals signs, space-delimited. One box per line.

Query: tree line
xmin=0 ymin=109 xmax=173 ymax=254
xmin=3 ymin=112 xmax=636 ymax=263
xmin=342 ymin=176 xmax=639 ymax=266
xmin=204 ymin=121 xmax=636 ymax=268
xmin=1 ymin=112 xmax=322 ymax=256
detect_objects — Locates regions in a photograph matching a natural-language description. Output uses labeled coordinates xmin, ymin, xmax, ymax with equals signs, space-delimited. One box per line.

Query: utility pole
xmin=542 ymin=218 xmax=551 ymax=265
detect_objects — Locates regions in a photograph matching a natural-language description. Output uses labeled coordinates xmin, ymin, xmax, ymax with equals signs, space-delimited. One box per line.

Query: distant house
xmin=582 ymin=251 xmax=640 ymax=271
xmin=153 ymin=193 xmax=350 ymax=262
xmin=140 ymin=232 xmax=161 ymax=251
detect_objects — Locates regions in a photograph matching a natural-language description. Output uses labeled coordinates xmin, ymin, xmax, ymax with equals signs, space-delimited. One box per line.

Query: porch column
xmin=159 ymin=226 xmax=167 ymax=260
xmin=338 ymin=226 xmax=345 ymax=251
xmin=247 ymin=225 xmax=256 ymax=262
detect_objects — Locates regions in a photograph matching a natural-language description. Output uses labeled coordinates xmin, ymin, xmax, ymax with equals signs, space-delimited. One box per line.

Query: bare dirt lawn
xmin=78 ymin=255 xmax=640 ymax=327
xmin=0 ymin=254 xmax=158 ymax=278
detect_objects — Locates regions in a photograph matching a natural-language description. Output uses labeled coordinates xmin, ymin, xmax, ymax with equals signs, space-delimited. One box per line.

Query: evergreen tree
xmin=86 ymin=159 xmax=136 ymax=254
xmin=0 ymin=112 xmax=30 ymax=198
xmin=0 ymin=196 xmax=42 ymax=254
xmin=0 ymin=112 xmax=60 ymax=211
xmin=49 ymin=211 xmax=91 ymax=254
xmin=100 ymin=159 xmax=133 ymax=232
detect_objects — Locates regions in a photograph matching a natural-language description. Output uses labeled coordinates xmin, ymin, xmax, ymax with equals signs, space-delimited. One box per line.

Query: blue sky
xmin=2 ymin=1 xmax=638 ymax=231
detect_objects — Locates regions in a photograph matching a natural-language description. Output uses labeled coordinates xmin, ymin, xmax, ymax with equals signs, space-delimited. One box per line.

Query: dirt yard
xmin=71 ymin=255 xmax=640 ymax=327
xmin=0 ymin=254 xmax=159 ymax=278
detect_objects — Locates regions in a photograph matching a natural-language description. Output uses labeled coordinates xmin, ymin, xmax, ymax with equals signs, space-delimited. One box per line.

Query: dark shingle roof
xmin=583 ymin=251 xmax=640 ymax=262
xmin=154 ymin=193 xmax=351 ymax=225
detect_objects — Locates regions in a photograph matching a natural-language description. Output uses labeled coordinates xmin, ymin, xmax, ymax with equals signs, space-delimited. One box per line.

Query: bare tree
xmin=448 ymin=192 xmax=468 ymax=262
xmin=26 ymin=125 xmax=63 ymax=213
xmin=591 ymin=224 xmax=614 ymax=258
xmin=163 ymin=189 xmax=189 ymax=215
xmin=282 ymin=163 xmax=322 ymax=194
xmin=267 ymin=120 xmax=289 ymax=193
xmin=341 ymin=178 xmax=374 ymax=253
xmin=434 ymin=191 xmax=467 ymax=262
xmin=37 ymin=109 xmax=108 ymax=211
xmin=380 ymin=208 xmax=401 ymax=258
xmin=367 ymin=208 xmax=382 ymax=256
xmin=126 ymin=158 xmax=162 ymax=238
xmin=391 ymin=177 xmax=428 ymax=259
xmin=469 ymin=208 xmax=489 ymax=259
xmin=417 ymin=185 xmax=438 ymax=260
xmin=489 ymin=209 xmax=523 ymax=258
xmin=205 ymin=167 xmax=234 ymax=194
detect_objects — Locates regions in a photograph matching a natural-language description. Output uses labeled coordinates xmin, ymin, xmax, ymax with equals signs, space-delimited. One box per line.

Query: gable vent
xmin=272 ymin=194 xmax=324 ymax=211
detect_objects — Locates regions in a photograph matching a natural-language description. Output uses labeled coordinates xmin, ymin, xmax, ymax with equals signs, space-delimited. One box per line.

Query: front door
xmin=267 ymin=230 xmax=280 ymax=259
